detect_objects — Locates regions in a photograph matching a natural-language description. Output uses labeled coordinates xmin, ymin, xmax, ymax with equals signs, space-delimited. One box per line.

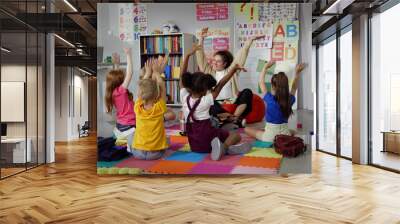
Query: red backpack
xmin=273 ymin=135 xmax=306 ymax=157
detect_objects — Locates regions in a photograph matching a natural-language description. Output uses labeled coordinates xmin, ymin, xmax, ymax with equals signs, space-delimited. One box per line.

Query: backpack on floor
xmin=98 ymin=137 xmax=129 ymax=161
xmin=273 ymin=135 xmax=306 ymax=157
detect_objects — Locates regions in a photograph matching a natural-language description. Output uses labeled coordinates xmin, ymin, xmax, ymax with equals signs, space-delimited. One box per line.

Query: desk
xmin=381 ymin=131 xmax=400 ymax=154
xmin=1 ymin=138 xmax=31 ymax=163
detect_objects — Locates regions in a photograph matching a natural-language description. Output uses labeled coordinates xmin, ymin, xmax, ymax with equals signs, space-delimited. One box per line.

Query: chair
xmin=78 ymin=121 xmax=90 ymax=138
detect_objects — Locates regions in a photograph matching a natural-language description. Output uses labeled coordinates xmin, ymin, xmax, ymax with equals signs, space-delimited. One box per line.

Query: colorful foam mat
xmin=98 ymin=125 xmax=281 ymax=175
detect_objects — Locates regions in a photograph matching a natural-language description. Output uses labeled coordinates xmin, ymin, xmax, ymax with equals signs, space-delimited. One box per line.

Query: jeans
xmin=131 ymin=148 xmax=165 ymax=160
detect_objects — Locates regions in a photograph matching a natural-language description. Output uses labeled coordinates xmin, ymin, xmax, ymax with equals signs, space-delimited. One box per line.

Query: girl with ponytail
xmin=244 ymin=61 xmax=306 ymax=142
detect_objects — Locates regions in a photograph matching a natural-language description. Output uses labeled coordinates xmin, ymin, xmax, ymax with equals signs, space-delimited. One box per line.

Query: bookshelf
xmin=139 ymin=33 xmax=195 ymax=106
xmin=97 ymin=62 xmax=127 ymax=70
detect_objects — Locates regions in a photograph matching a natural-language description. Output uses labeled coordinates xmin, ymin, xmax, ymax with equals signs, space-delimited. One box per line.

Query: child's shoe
xmin=211 ymin=137 xmax=225 ymax=161
xmin=234 ymin=118 xmax=246 ymax=128
xmin=227 ymin=142 xmax=252 ymax=155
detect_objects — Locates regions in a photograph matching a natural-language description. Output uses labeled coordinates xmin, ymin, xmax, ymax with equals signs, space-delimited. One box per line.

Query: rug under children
xmin=97 ymin=125 xmax=283 ymax=175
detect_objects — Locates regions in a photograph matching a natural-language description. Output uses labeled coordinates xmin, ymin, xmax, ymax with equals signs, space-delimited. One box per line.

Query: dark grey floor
xmin=279 ymin=110 xmax=313 ymax=174
xmin=245 ymin=110 xmax=314 ymax=174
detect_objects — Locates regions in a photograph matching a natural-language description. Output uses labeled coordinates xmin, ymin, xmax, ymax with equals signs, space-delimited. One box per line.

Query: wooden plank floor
xmin=1 ymin=135 xmax=400 ymax=224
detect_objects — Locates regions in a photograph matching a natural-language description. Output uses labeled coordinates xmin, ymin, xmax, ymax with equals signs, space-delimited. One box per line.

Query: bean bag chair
xmin=221 ymin=94 xmax=265 ymax=124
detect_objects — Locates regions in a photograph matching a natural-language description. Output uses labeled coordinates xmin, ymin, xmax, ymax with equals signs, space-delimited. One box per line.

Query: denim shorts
xmin=131 ymin=148 xmax=165 ymax=160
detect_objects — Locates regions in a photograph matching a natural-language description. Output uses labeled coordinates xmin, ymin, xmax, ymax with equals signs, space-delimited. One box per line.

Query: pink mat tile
xmin=169 ymin=143 xmax=184 ymax=151
xmin=188 ymin=163 xmax=234 ymax=174
xmin=115 ymin=157 xmax=158 ymax=170
xmin=202 ymin=154 xmax=242 ymax=166
xmin=230 ymin=166 xmax=278 ymax=174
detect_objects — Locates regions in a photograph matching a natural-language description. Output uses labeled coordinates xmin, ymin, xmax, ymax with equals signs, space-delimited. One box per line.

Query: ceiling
xmin=0 ymin=0 xmax=393 ymax=75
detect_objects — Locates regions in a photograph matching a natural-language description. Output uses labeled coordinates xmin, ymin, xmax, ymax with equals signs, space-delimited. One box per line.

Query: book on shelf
xmin=172 ymin=67 xmax=181 ymax=79
xmin=165 ymin=80 xmax=180 ymax=105
xmin=141 ymin=36 xmax=182 ymax=54
xmin=139 ymin=33 xmax=193 ymax=106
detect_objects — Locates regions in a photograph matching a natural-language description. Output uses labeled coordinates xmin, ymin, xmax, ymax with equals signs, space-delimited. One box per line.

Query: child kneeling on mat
xmin=180 ymin=64 xmax=252 ymax=161
xmin=132 ymin=57 xmax=169 ymax=160
xmin=245 ymin=61 xmax=306 ymax=142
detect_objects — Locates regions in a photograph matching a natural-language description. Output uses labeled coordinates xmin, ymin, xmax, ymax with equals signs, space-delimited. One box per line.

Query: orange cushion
xmin=220 ymin=95 xmax=265 ymax=124
xmin=245 ymin=94 xmax=265 ymax=123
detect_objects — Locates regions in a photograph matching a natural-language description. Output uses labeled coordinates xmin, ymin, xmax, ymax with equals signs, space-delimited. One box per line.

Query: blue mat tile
xmin=97 ymin=159 xmax=127 ymax=168
xmin=252 ymin=140 xmax=273 ymax=148
xmin=164 ymin=151 xmax=207 ymax=163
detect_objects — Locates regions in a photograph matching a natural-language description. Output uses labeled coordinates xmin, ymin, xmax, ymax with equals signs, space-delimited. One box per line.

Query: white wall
xmin=55 ymin=66 xmax=68 ymax=141
xmin=1 ymin=65 xmax=44 ymax=162
xmin=97 ymin=3 xmax=313 ymax=137
xmin=298 ymin=4 xmax=314 ymax=111
xmin=54 ymin=67 xmax=89 ymax=141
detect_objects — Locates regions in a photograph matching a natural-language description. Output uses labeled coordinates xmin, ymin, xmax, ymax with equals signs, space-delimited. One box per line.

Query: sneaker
xmin=234 ymin=118 xmax=246 ymax=128
xmin=227 ymin=142 xmax=252 ymax=155
xmin=241 ymin=118 xmax=247 ymax=127
xmin=211 ymin=137 xmax=225 ymax=161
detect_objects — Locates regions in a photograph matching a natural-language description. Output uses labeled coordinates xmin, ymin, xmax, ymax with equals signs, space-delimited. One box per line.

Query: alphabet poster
xmin=196 ymin=3 xmax=228 ymax=21
xmin=234 ymin=3 xmax=299 ymax=98
xmin=270 ymin=20 xmax=299 ymax=64
xmin=235 ymin=22 xmax=273 ymax=49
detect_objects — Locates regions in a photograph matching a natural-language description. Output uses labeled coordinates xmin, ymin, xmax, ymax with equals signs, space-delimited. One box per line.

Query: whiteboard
xmin=1 ymin=82 xmax=25 ymax=122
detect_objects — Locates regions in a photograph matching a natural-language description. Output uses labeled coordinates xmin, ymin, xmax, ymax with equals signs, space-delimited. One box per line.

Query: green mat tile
xmin=245 ymin=147 xmax=283 ymax=159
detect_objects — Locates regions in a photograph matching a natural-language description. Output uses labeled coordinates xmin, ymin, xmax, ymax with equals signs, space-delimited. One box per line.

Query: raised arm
xmin=142 ymin=58 xmax=153 ymax=80
xmin=290 ymin=63 xmax=306 ymax=96
xmin=212 ymin=64 xmax=246 ymax=99
xmin=228 ymin=35 xmax=265 ymax=95
xmin=151 ymin=55 xmax=169 ymax=102
xmin=195 ymin=27 xmax=213 ymax=73
xmin=259 ymin=61 xmax=275 ymax=95
xmin=228 ymin=35 xmax=265 ymax=72
xmin=121 ymin=48 xmax=133 ymax=89
xmin=180 ymin=44 xmax=202 ymax=87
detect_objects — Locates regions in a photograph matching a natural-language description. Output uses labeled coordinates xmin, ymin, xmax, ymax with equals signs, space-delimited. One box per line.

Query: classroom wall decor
xmin=235 ymin=22 xmax=273 ymax=49
xmin=196 ymin=3 xmax=229 ymax=21
xmin=97 ymin=3 xmax=312 ymax=176
xmin=258 ymin=3 xmax=298 ymax=21
xmin=234 ymin=3 xmax=259 ymax=22
xmin=195 ymin=27 xmax=230 ymax=61
xmin=234 ymin=2 xmax=300 ymax=98
xmin=118 ymin=3 xmax=148 ymax=41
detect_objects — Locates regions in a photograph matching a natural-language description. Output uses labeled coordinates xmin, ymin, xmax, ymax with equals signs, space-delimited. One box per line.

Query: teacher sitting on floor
xmin=196 ymin=27 xmax=264 ymax=128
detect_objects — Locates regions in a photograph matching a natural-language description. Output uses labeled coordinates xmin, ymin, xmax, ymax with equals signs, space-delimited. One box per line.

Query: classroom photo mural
xmin=97 ymin=3 xmax=313 ymax=176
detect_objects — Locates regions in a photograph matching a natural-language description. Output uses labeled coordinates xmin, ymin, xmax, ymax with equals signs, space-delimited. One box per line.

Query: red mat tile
xmin=147 ymin=160 xmax=196 ymax=174
xmin=169 ymin=135 xmax=188 ymax=144
xmin=238 ymin=156 xmax=281 ymax=169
